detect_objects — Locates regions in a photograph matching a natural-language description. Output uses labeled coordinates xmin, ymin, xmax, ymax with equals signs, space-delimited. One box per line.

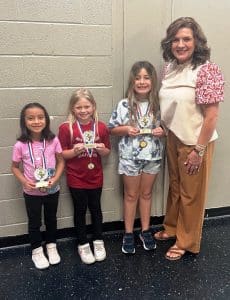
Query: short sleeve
xmin=54 ymin=136 xmax=62 ymax=153
xmin=12 ymin=142 xmax=22 ymax=162
xmin=108 ymin=99 xmax=129 ymax=128
xmin=195 ymin=62 xmax=224 ymax=104
xmin=58 ymin=122 xmax=71 ymax=150
xmin=98 ymin=122 xmax=111 ymax=149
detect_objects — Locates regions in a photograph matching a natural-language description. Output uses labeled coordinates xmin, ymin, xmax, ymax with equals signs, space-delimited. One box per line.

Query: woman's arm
xmin=185 ymin=103 xmax=219 ymax=175
xmin=197 ymin=103 xmax=219 ymax=145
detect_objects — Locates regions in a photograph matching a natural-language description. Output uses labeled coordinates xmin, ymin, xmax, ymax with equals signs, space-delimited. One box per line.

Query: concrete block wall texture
xmin=0 ymin=0 xmax=123 ymax=238
xmin=1 ymin=0 xmax=230 ymax=238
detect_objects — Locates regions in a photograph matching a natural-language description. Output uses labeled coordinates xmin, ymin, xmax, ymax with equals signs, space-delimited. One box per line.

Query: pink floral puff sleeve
xmin=195 ymin=62 xmax=224 ymax=104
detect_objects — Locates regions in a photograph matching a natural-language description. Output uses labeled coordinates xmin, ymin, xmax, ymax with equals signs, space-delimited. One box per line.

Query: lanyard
xmin=28 ymin=139 xmax=47 ymax=170
xmin=136 ymin=102 xmax=150 ymax=119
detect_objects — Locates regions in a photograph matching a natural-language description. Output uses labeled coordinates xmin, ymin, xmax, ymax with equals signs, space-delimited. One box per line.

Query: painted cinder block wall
xmin=0 ymin=0 xmax=229 ymax=238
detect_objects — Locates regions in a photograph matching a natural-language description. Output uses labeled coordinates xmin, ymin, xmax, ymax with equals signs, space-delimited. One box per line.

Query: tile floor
xmin=0 ymin=216 xmax=229 ymax=300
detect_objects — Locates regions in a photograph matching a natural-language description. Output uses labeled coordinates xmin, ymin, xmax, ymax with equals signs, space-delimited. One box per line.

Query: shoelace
xmin=34 ymin=252 xmax=46 ymax=260
xmin=143 ymin=232 xmax=152 ymax=242
xmin=82 ymin=247 xmax=91 ymax=255
xmin=94 ymin=244 xmax=103 ymax=252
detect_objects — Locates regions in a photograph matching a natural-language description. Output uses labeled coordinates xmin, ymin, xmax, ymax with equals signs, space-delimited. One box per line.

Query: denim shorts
xmin=118 ymin=158 xmax=161 ymax=176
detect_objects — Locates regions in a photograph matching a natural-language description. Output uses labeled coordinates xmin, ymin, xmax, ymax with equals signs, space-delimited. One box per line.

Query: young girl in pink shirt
xmin=11 ymin=103 xmax=64 ymax=270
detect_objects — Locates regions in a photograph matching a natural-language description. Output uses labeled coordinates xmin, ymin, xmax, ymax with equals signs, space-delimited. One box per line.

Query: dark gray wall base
xmin=0 ymin=206 xmax=229 ymax=249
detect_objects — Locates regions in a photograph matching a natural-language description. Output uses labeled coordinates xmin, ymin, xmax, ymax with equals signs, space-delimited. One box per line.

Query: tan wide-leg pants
xmin=163 ymin=130 xmax=215 ymax=253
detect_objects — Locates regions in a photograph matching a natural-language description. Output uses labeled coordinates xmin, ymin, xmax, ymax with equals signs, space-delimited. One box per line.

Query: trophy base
xmin=139 ymin=128 xmax=152 ymax=134
xmin=84 ymin=143 xmax=96 ymax=149
xmin=36 ymin=181 xmax=49 ymax=188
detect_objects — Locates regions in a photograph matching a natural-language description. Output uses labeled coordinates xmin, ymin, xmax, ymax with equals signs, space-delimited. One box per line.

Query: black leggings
xmin=69 ymin=187 xmax=103 ymax=245
xmin=24 ymin=192 xmax=59 ymax=249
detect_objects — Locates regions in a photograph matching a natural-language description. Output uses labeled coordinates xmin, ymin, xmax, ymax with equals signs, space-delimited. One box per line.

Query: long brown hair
xmin=125 ymin=61 xmax=159 ymax=125
xmin=161 ymin=17 xmax=210 ymax=69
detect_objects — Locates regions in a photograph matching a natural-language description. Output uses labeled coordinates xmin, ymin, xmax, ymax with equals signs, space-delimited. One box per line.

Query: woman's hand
xmin=184 ymin=150 xmax=203 ymax=175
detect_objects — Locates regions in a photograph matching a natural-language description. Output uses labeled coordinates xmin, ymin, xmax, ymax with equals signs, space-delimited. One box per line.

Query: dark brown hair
xmin=161 ymin=17 xmax=210 ymax=68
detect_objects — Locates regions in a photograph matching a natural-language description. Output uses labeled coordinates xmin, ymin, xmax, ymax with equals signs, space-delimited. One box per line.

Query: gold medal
xmin=139 ymin=140 xmax=147 ymax=148
xmin=39 ymin=187 xmax=48 ymax=193
xmin=88 ymin=163 xmax=95 ymax=170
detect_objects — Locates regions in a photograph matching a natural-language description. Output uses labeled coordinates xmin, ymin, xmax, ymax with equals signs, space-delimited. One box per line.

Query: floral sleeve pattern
xmin=195 ymin=62 xmax=224 ymax=104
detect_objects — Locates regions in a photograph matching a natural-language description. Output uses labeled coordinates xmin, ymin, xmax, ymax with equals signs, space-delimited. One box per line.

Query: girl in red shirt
xmin=58 ymin=89 xmax=110 ymax=264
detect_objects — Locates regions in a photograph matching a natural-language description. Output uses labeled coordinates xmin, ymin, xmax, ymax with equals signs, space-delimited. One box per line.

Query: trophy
xmin=34 ymin=167 xmax=49 ymax=188
xmin=139 ymin=116 xmax=152 ymax=134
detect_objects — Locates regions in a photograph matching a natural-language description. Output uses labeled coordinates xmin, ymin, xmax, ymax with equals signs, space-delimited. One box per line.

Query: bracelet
xmin=195 ymin=144 xmax=206 ymax=152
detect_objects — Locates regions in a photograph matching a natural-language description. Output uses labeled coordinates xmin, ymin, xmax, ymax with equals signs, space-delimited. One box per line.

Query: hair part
xmin=161 ymin=17 xmax=210 ymax=68
xmin=67 ymin=88 xmax=99 ymax=143
xmin=125 ymin=61 xmax=159 ymax=124
xmin=18 ymin=102 xmax=55 ymax=142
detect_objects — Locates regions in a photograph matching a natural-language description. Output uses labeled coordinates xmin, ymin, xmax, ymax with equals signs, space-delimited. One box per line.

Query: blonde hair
xmin=67 ymin=88 xmax=99 ymax=143
xmin=125 ymin=61 xmax=159 ymax=125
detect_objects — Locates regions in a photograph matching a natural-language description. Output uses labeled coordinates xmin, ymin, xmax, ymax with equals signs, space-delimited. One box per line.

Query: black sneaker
xmin=122 ymin=233 xmax=135 ymax=254
xmin=139 ymin=230 xmax=157 ymax=250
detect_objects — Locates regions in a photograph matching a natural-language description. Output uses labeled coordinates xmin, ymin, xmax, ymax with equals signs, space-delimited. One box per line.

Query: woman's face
xmin=171 ymin=27 xmax=195 ymax=64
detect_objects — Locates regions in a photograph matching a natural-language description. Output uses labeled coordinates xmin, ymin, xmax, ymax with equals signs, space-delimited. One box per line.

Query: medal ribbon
xmin=136 ymin=103 xmax=150 ymax=128
xmin=76 ymin=120 xmax=96 ymax=158
xmin=28 ymin=139 xmax=47 ymax=170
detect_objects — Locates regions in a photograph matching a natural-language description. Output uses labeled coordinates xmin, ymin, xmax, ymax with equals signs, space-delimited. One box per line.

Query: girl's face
xmin=72 ymin=97 xmax=95 ymax=124
xmin=134 ymin=68 xmax=152 ymax=99
xmin=25 ymin=107 xmax=46 ymax=139
xmin=171 ymin=27 xmax=195 ymax=64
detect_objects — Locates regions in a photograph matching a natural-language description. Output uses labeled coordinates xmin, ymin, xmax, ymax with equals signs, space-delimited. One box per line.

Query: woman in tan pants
xmin=155 ymin=17 xmax=224 ymax=260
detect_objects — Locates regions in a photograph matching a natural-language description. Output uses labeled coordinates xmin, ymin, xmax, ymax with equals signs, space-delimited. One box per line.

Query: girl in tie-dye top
xmin=109 ymin=61 xmax=165 ymax=255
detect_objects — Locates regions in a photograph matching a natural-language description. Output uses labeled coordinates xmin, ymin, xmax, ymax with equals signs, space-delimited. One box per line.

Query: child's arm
xmin=11 ymin=161 xmax=36 ymax=190
xmin=62 ymin=143 xmax=85 ymax=160
xmin=152 ymin=126 xmax=166 ymax=137
xmin=110 ymin=125 xmax=139 ymax=137
xmin=48 ymin=153 xmax=65 ymax=188
xmin=95 ymin=143 xmax=110 ymax=157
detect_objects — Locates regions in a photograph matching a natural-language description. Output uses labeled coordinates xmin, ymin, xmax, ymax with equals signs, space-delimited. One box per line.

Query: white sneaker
xmin=32 ymin=246 xmax=49 ymax=270
xmin=93 ymin=240 xmax=106 ymax=261
xmin=46 ymin=243 xmax=61 ymax=265
xmin=78 ymin=243 xmax=95 ymax=264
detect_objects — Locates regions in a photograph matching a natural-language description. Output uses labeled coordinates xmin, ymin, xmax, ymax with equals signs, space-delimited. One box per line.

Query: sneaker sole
xmin=121 ymin=246 xmax=135 ymax=254
xmin=139 ymin=234 xmax=157 ymax=251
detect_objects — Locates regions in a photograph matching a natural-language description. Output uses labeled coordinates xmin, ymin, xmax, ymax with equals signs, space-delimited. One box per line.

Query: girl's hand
xmin=184 ymin=150 xmax=203 ymax=175
xmin=127 ymin=126 xmax=140 ymax=137
xmin=95 ymin=143 xmax=110 ymax=157
xmin=23 ymin=180 xmax=36 ymax=191
xmin=73 ymin=143 xmax=85 ymax=156
xmin=95 ymin=143 xmax=105 ymax=149
xmin=48 ymin=177 xmax=57 ymax=188
xmin=152 ymin=126 xmax=165 ymax=137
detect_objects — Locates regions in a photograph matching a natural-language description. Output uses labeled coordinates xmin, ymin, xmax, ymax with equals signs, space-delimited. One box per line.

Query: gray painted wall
xmin=0 ymin=0 xmax=229 ymax=238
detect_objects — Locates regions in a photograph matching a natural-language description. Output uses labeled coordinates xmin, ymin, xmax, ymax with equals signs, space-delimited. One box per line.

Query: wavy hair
xmin=161 ymin=17 xmax=210 ymax=69
xmin=125 ymin=61 xmax=159 ymax=125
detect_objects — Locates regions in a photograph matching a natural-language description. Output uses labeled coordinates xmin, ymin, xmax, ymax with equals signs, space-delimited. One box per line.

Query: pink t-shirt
xmin=12 ymin=136 xmax=62 ymax=196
